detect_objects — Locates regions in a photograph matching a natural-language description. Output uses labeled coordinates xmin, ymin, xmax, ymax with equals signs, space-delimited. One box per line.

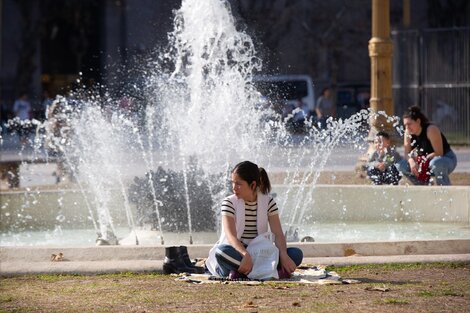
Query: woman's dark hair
xmin=403 ymin=105 xmax=429 ymax=125
xmin=232 ymin=161 xmax=271 ymax=194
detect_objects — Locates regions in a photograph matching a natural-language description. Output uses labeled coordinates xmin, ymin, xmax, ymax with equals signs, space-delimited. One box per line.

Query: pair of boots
xmin=163 ymin=246 xmax=205 ymax=274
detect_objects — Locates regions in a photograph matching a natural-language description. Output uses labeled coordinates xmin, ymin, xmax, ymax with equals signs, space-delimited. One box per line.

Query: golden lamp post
xmin=358 ymin=0 xmax=395 ymax=172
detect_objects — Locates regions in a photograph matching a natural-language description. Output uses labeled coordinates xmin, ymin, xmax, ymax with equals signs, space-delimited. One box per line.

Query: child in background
xmin=367 ymin=131 xmax=402 ymax=185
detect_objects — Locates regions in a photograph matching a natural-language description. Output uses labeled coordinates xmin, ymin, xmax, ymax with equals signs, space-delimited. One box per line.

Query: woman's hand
xmin=409 ymin=158 xmax=419 ymax=176
xmin=279 ymin=252 xmax=297 ymax=274
xmin=268 ymin=214 xmax=297 ymax=274
xmin=426 ymin=152 xmax=435 ymax=161
xmin=222 ymin=215 xmax=252 ymax=274
xmin=238 ymin=252 xmax=253 ymax=275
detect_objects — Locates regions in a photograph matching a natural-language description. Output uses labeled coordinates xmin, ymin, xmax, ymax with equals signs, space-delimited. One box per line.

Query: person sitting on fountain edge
xmin=366 ymin=131 xmax=402 ymax=185
xmin=206 ymin=161 xmax=303 ymax=279
xmin=395 ymin=106 xmax=457 ymax=185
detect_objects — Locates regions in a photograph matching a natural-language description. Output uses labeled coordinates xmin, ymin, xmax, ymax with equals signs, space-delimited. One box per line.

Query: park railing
xmin=392 ymin=27 xmax=470 ymax=144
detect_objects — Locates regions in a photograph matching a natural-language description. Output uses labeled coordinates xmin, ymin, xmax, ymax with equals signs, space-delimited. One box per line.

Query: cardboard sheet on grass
xmin=175 ymin=265 xmax=360 ymax=285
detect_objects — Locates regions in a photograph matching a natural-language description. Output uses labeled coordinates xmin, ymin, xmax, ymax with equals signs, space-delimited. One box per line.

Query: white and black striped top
xmin=221 ymin=197 xmax=278 ymax=244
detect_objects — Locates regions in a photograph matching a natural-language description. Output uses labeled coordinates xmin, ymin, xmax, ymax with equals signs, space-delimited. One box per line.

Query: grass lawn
xmin=1 ymin=262 xmax=469 ymax=312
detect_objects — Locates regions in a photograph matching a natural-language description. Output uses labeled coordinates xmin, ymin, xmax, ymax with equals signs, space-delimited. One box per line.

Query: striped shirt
xmin=221 ymin=196 xmax=279 ymax=244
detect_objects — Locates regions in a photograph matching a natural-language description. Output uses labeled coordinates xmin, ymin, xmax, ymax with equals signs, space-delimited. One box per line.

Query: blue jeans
xmin=395 ymin=150 xmax=457 ymax=185
xmin=214 ymin=243 xmax=304 ymax=277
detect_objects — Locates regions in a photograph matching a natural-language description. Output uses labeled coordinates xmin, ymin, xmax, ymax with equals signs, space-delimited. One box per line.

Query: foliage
xmin=128 ymin=156 xmax=226 ymax=232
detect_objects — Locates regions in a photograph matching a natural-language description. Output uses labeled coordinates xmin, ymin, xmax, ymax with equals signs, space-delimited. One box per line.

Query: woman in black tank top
xmin=395 ymin=106 xmax=457 ymax=185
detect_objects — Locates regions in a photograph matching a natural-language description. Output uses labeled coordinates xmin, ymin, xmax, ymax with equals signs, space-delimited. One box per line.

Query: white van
xmin=252 ymin=74 xmax=315 ymax=112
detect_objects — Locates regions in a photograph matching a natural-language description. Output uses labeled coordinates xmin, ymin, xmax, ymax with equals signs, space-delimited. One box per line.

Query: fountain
xmin=1 ymin=0 xmax=469 ymax=251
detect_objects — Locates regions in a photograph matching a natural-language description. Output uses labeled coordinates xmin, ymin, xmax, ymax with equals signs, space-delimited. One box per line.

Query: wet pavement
xmin=1 ymin=132 xmax=469 ymax=178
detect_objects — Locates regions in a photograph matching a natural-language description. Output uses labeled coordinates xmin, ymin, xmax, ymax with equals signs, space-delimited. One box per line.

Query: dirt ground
xmin=318 ymin=171 xmax=470 ymax=186
xmin=1 ymin=263 xmax=469 ymax=313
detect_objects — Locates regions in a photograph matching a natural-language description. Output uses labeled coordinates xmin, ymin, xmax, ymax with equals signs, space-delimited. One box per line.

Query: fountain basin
xmin=1 ymin=185 xmax=469 ymax=233
xmin=276 ymin=184 xmax=470 ymax=223
xmin=2 ymin=239 xmax=470 ymax=262
xmin=0 ymin=188 xmax=130 ymax=231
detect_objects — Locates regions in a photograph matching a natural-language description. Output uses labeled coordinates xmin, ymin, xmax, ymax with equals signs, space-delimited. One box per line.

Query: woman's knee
xmin=215 ymin=244 xmax=242 ymax=266
xmin=287 ymin=247 xmax=303 ymax=266
xmin=429 ymin=157 xmax=449 ymax=175
xmin=216 ymin=244 xmax=234 ymax=254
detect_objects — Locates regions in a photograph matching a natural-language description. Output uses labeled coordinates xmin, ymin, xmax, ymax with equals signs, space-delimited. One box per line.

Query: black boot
xmin=179 ymin=246 xmax=205 ymax=274
xmin=163 ymin=246 xmax=198 ymax=274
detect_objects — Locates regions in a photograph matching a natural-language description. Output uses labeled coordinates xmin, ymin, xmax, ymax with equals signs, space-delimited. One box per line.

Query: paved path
xmin=2 ymin=132 xmax=469 ymax=172
xmin=1 ymin=132 xmax=469 ymax=188
xmin=2 ymin=240 xmax=470 ymax=275
xmin=2 ymin=253 xmax=470 ymax=276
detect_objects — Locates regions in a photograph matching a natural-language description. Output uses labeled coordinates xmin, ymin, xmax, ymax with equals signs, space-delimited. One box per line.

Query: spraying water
xmin=2 ymin=0 xmax=381 ymax=245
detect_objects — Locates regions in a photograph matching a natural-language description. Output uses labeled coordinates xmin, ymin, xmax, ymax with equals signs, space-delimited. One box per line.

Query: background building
xmin=1 ymin=0 xmax=469 ymax=141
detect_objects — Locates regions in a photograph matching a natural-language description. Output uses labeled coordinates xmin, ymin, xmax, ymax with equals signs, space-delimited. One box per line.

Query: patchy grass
xmin=325 ymin=262 xmax=468 ymax=273
xmin=1 ymin=263 xmax=469 ymax=313
xmin=418 ymin=290 xmax=434 ymax=297
xmin=383 ymin=298 xmax=410 ymax=305
xmin=442 ymin=289 xmax=465 ymax=297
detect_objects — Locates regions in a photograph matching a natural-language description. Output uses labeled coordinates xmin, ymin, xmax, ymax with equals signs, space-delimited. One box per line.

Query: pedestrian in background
xmin=12 ymin=92 xmax=32 ymax=145
xmin=42 ymin=90 xmax=53 ymax=120
xmin=314 ymin=87 xmax=335 ymax=129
